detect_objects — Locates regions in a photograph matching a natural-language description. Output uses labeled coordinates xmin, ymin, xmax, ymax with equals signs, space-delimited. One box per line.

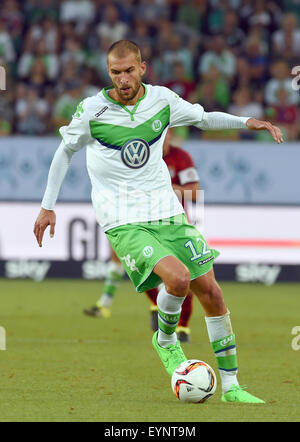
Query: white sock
xmin=157 ymin=285 xmax=185 ymax=348
xmin=99 ymin=293 xmax=114 ymax=308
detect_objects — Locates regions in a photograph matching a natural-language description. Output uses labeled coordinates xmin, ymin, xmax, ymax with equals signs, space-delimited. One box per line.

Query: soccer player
xmin=34 ymin=40 xmax=283 ymax=403
xmin=83 ymin=129 xmax=199 ymax=343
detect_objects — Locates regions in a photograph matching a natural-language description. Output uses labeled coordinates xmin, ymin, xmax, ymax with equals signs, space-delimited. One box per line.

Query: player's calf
xmin=191 ymin=273 xmax=226 ymax=316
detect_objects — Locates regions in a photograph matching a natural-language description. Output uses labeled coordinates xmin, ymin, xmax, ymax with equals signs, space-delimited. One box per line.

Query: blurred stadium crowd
xmin=0 ymin=0 xmax=299 ymax=140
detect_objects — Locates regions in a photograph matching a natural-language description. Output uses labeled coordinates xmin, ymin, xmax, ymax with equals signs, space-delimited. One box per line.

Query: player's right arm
xmin=34 ymin=100 xmax=92 ymax=247
xmin=33 ymin=141 xmax=74 ymax=247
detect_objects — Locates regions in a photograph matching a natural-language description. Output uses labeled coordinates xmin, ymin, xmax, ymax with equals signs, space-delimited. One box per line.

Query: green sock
xmin=205 ymin=312 xmax=239 ymax=392
xmin=211 ymin=334 xmax=238 ymax=373
xmin=211 ymin=334 xmax=238 ymax=392
xmin=158 ymin=309 xmax=181 ymax=335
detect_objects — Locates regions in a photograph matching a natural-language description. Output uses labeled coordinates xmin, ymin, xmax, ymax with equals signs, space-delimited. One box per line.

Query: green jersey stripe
xmin=94 ymin=121 xmax=169 ymax=150
xmin=89 ymin=105 xmax=170 ymax=148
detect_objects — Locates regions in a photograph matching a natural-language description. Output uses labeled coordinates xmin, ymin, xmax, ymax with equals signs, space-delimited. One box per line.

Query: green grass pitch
xmin=0 ymin=279 xmax=299 ymax=422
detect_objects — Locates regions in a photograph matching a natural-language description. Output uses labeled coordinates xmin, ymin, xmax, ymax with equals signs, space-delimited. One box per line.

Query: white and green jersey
xmin=59 ymin=84 xmax=206 ymax=231
xmin=42 ymin=83 xmax=249 ymax=231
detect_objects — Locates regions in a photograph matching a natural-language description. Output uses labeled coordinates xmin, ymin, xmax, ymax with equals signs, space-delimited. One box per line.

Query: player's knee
xmin=166 ymin=268 xmax=190 ymax=297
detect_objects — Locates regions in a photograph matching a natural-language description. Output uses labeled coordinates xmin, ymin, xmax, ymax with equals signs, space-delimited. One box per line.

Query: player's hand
xmin=33 ymin=208 xmax=56 ymax=247
xmin=246 ymin=118 xmax=284 ymax=144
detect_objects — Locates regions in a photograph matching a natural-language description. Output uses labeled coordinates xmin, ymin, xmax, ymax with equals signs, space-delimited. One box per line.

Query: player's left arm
xmin=245 ymin=117 xmax=284 ymax=144
xmin=165 ymin=87 xmax=284 ymax=144
xmin=198 ymin=112 xmax=284 ymax=144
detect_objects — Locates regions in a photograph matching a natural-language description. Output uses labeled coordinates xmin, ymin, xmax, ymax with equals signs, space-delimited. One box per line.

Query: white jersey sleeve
xmin=59 ymin=99 xmax=92 ymax=152
xmin=198 ymin=111 xmax=250 ymax=130
xmin=164 ymin=87 xmax=250 ymax=130
xmin=164 ymin=87 xmax=205 ymax=128
xmin=41 ymin=141 xmax=74 ymax=210
xmin=41 ymin=99 xmax=92 ymax=210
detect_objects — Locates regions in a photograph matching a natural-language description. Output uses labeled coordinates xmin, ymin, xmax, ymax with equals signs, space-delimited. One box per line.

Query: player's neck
xmin=109 ymin=84 xmax=145 ymax=106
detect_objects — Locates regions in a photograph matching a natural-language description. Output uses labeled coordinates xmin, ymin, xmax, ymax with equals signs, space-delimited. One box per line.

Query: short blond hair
xmin=107 ymin=40 xmax=142 ymax=63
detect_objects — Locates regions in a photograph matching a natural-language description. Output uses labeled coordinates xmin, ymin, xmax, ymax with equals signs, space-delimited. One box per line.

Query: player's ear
xmin=106 ymin=56 xmax=111 ymax=77
xmin=140 ymin=61 xmax=147 ymax=77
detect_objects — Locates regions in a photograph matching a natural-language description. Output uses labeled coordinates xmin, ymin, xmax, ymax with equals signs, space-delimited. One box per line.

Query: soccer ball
xmin=171 ymin=359 xmax=217 ymax=403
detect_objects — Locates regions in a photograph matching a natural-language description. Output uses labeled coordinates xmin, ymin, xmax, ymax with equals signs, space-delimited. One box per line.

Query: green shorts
xmin=105 ymin=214 xmax=219 ymax=293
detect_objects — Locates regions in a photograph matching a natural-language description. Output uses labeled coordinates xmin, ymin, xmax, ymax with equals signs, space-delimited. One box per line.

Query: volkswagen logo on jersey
xmin=121 ymin=138 xmax=150 ymax=169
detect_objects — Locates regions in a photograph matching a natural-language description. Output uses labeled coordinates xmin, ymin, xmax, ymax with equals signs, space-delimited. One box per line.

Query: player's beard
xmin=114 ymin=77 xmax=142 ymax=103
